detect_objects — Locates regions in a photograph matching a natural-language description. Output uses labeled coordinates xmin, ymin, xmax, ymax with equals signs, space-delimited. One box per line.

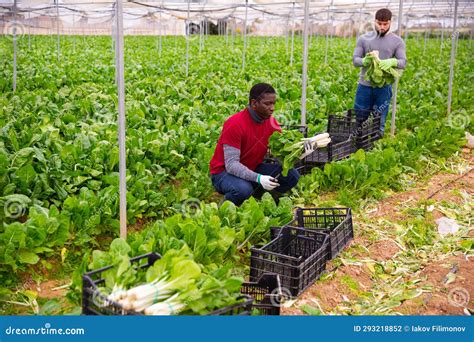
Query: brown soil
xmin=283 ymin=263 xmax=374 ymax=315
xmin=367 ymin=239 xmax=402 ymax=261
xmin=26 ymin=279 xmax=68 ymax=300
xmin=397 ymin=255 xmax=474 ymax=315
xmin=128 ymin=217 xmax=151 ymax=233
xmin=282 ymin=152 xmax=473 ymax=315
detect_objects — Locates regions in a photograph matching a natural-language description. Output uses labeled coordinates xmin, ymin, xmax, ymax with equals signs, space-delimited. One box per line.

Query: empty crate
xmin=250 ymin=226 xmax=330 ymax=297
xmin=272 ymin=207 xmax=353 ymax=259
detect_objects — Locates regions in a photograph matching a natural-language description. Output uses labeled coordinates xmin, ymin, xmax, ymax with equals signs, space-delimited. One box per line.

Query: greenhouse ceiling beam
xmin=9 ymin=2 xmax=473 ymax=17
xmin=6 ymin=1 xmax=473 ymax=10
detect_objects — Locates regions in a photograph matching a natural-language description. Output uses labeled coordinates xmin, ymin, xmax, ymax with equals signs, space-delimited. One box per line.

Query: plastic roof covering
xmin=0 ymin=1 xmax=473 ymax=32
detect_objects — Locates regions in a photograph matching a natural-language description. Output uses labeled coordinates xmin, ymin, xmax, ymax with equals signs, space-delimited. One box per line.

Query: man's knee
xmin=286 ymin=168 xmax=300 ymax=188
xmin=228 ymin=181 xmax=254 ymax=204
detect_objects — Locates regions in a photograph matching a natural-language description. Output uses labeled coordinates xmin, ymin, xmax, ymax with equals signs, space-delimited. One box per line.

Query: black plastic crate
xmin=328 ymin=109 xmax=381 ymax=152
xmin=82 ymin=252 xmax=253 ymax=316
xmin=302 ymin=135 xmax=356 ymax=165
xmin=82 ymin=252 xmax=161 ymax=316
xmin=294 ymin=161 xmax=320 ymax=175
xmin=271 ymin=208 xmax=353 ymax=259
xmin=206 ymin=296 xmax=254 ymax=316
xmin=241 ymin=273 xmax=283 ymax=315
xmin=355 ymin=113 xmax=382 ymax=151
xmin=250 ymin=226 xmax=329 ymax=298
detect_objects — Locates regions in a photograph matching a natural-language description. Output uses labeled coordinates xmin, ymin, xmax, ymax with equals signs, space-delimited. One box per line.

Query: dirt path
xmin=282 ymin=151 xmax=473 ymax=315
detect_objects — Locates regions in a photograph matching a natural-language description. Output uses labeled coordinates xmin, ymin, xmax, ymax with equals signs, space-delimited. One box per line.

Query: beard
xmin=376 ymin=25 xmax=391 ymax=37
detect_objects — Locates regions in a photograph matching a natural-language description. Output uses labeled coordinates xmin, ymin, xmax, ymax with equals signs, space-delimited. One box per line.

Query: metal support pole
xmin=423 ymin=27 xmax=428 ymax=54
xmin=185 ymin=0 xmax=190 ymax=77
xmin=404 ymin=16 xmax=409 ymax=41
xmin=174 ymin=20 xmax=177 ymax=53
xmin=242 ymin=0 xmax=248 ymax=71
xmin=203 ymin=16 xmax=207 ymax=50
xmin=82 ymin=15 xmax=86 ymax=44
xmin=300 ymin=0 xmax=310 ymax=126
xmin=325 ymin=6 xmax=330 ymax=65
xmin=199 ymin=18 xmax=204 ymax=53
xmin=285 ymin=14 xmax=289 ymax=54
xmin=231 ymin=19 xmax=235 ymax=50
xmin=357 ymin=8 xmax=362 ymax=39
xmin=112 ymin=4 xmax=116 ymax=55
xmin=199 ymin=16 xmax=203 ymax=53
xmin=329 ymin=13 xmax=334 ymax=43
xmin=115 ymin=0 xmax=127 ymax=240
xmin=72 ymin=12 xmax=76 ymax=53
xmin=290 ymin=2 xmax=295 ymax=66
xmin=447 ymin=0 xmax=459 ymax=115
xmin=390 ymin=0 xmax=404 ymax=137
xmin=455 ymin=26 xmax=459 ymax=56
xmin=28 ymin=11 xmax=31 ymax=50
xmin=13 ymin=0 xmax=17 ymax=92
xmin=159 ymin=3 xmax=163 ymax=56
xmin=225 ymin=17 xmax=228 ymax=45
xmin=56 ymin=0 xmax=60 ymax=61
xmin=440 ymin=20 xmax=444 ymax=53
xmin=470 ymin=23 xmax=473 ymax=50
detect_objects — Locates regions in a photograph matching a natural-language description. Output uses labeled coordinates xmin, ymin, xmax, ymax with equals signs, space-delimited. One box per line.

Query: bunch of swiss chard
xmin=268 ymin=129 xmax=305 ymax=176
xmin=364 ymin=50 xmax=400 ymax=87
xmin=90 ymin=239 xmax=244 ymax=315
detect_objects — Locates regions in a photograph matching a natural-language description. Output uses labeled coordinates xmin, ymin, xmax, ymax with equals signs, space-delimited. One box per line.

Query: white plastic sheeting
xmin=0 ymin=1 xmax=473 ymax=36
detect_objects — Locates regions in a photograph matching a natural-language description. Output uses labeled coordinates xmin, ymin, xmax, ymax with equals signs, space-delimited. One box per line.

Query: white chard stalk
xmin=316 ymin=137 xmax=331 ymax=148
xmin=144 ymin=294 xmax=185 ymax=316
xmin=314 ymin=133 xmax=330 ymax=142
xmin=105 ymin=276 xmax=188 ymax=314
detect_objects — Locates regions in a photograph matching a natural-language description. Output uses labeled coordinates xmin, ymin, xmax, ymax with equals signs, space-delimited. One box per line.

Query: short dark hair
xmin=375 ymin=8 xmax=392 ymax=21
xmin=249 ymin=83 xmax=275 ymax=103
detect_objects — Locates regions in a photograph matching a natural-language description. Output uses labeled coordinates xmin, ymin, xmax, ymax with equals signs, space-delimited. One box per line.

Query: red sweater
xmin=210 ymin=108 xmax=281 ymax=175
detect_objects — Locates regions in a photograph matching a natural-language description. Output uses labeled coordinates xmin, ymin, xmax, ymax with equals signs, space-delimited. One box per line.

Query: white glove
xmin=257 ymin=174 xmax=279 ymax=191
xmin=299 ymin=141 xmax=315 ymax=159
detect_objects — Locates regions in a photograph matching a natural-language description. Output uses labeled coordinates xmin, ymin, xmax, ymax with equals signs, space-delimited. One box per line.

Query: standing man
xmin=353 ymin=8 xmax=407 ymax=134
xmin=209 ymin=83 xmax=300 ymax=206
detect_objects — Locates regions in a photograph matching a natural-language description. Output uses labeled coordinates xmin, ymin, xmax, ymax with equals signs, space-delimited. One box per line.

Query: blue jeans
xmin=354 ymin=83 xmax=392 ymax=134
xmin=211 ymin=163 xmax=300 ymax=206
